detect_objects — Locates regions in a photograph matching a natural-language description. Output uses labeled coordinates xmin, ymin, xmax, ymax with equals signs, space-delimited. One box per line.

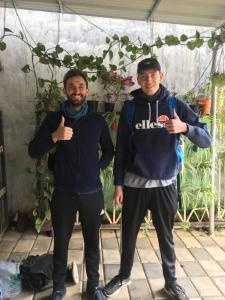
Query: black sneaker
xmin=49 ymin=287 xmax=66 ymax=300
xmin=103 ymin=275 xmax=131 ymax=298
xmin=164 ymin=283 xmax=188 ymax=300
xmin=86 ymin=283 xmax=106 ymax=300
xmin=92 ymin=287 xmax=106 ymax=300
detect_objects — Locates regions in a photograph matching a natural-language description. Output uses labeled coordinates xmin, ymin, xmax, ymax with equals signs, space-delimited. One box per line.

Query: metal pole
xmin=209 ymin=46 xmax=218 ymax=235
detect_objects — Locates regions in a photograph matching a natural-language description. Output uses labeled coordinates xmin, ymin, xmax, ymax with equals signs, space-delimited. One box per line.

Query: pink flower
xmin=122 ymin=76 xmax=135 ymax=87
xmin=109 ymin=71 xmax=118 ymax=78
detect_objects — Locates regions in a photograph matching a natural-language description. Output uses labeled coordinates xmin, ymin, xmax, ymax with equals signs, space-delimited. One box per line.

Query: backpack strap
xmin=168 ymin=95 xmax=183 ymax=208
xmin=168 ymin=95 xmax=177 ymax=119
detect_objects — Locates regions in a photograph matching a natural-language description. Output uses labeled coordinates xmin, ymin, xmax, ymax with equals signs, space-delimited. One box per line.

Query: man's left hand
xmin=165 ymin=109 xmax=188 ymax=134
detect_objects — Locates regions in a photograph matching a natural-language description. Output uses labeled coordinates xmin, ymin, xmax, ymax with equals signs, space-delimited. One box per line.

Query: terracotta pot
xmin=197 ymin=97 xmax=211 ymax=115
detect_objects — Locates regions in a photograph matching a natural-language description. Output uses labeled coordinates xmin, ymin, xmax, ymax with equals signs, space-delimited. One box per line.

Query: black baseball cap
xmin=137 ymin=57 xmax=161 ymax=73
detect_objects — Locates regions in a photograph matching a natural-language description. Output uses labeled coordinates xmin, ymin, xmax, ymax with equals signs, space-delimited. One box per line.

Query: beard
xmin=67 ymin=94 xmax=86 ymax=108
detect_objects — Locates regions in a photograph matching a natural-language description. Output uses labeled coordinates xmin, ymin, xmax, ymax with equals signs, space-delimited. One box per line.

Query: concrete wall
xmin=0 ymin=8 xmax=212 ymax=213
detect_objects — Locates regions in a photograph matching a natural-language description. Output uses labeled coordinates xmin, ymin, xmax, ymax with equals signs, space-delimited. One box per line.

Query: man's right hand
xmin=51 ymin=116 xmax=73 ymax=143
xmin=114 ymin=185 xmax=123 ymax=206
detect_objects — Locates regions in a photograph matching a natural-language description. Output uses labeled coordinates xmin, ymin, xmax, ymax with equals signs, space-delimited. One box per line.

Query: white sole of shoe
xmin=71 ymin=261 xmax=79 ymax=284
xmin=104 ymin=280 xmax=131 ymax=298
xmin=164 ymin=287 xmax=188 ymax=300
xmin=164 ymin=287 xmax=176 ymax=299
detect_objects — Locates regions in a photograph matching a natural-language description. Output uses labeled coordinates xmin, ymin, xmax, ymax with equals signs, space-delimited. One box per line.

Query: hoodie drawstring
xmin=148 ymin=103 xmax=151 ymax=122
xmin=156 ymin=100 xmax=159 ymax=122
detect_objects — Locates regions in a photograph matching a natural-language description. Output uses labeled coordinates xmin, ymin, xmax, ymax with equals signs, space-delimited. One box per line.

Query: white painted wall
xmin=0 ymin=8 xmax=213 ymax=213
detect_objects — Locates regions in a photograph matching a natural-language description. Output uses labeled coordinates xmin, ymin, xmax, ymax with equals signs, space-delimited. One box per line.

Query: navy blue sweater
xmin=114 ymin=86 xmax=212 ymax=185
xmin=28 ymin=111 xmax=114 ymax=193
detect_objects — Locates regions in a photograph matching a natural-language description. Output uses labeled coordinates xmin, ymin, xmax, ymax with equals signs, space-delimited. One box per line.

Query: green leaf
xmin=45 ymin=209 xmax=51 ymax=220
xmin=211 ymin=32 xmax=216 ymax=39
xmin=52 ymin=58 xmax=61 ymax=67
xmin=131 ymin=46 xmax=138 ymax=54
xmin=207 ymin=38 xmax=215 ymax=49
xmin=91 ymin=75 xmax=97 ymax=82
xmin=180 ymin=34 xmax=188 ymax=42
xmin=55 ymin=44 xmax=63 ymax=54
xmin=126 ymin=45 xmax=133 ymax=52
xmin=130 ymin=54 xmax=136 ymax=61
xmin=95 ymin=57 xmax=103 ymax=65
xmin=164 ymin=35 xmax=180 ymax=46
xmin=113 ymin=34 xmax=119 ymax=40
xmin=195 ymin=38 xmax=204 ymax=48
xmin=21 ymin=64 xmax=30 ymax=73
xmin=119 ymin=60 xmax=124 ymax=66
xmin=187 ymin=40 xmax=196 ymax=50
xmin=63 ymin=54 xmax=72 ymax=65
xmin=155 ymin=37 xmax=163 ymax=48
xmin=142 ymin=43 xmax=151 ymax=54
xmin=222 ymin=30 xmax=225 ymax=40
xmin=120 ymin=35 xmax=129 ymax=46
xmin=118 ymin=51 xmax=124 ymax=58
xmin=109 ymin=50 xmax=113 ymax=60
xmin=102 ymin=50 xmax=108 ymax=59
xmin=39 ymin=57 xmax=49 ymax=64
xmin=51 ymin=51 xmax=58 ymax=58
xmin=106 ymin=36 xmax=110 ymax=44
xmin=36 ymin=42 xmax=45 ymax=52
xmin=0 ymin=41 xmax=6 ymax=51
xmin=165 ymin=35 xmax=172 ymax=45
xmin=109 ymin=64 xmax=117 ymax=71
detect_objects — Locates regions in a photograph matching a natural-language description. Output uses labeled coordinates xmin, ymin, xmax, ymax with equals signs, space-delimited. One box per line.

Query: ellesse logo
xmin=158 ymin=115 xmax=169 ymax=122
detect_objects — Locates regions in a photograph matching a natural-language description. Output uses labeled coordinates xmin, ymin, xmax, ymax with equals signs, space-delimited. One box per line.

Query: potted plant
xmin=87 ymin=92 xmax=101 ymax=113
xmin=181 ymin=90 xmax=199 ymax=114
xmin=100 ymin=71 xmax=134 ymax=112
xmin=181 ymin=117 xmax=213 ymax=215
xmin=196 ymin=94 xmax=211 ymax=116
xmin=210 ymin=72 xmax=225 ymax=87
xmin=103 ymin=111 xmax=120 ymax=145
xmin=37 ymin=79 xmax=64 ymax=113
xmin=195 ymin=82 xmax=211 ymax=115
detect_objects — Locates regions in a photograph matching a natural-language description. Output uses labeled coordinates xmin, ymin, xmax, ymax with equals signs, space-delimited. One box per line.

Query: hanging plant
xmin=210 ymin=73 xmax=225 ymax=87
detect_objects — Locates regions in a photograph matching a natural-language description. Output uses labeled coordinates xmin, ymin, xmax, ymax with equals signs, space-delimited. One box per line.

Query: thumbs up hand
xmin=51 ymin=116 xmax=73 ymax=143
xmin=59 ymin=116 xmax=65 ymax=127
xmin=165 ymin=109 xmax=188 ymax=134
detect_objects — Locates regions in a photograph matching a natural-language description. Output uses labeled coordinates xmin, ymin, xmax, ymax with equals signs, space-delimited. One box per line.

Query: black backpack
xmin=20 ymin=254 xmax=53 ymax=291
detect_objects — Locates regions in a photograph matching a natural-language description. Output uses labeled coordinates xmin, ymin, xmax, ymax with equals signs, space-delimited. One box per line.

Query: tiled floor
xmin=0 ymin=227 xmax=225 ymax=299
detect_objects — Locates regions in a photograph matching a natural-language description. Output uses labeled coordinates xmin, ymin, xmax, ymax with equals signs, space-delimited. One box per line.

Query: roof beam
xmin=146 ymin=0 xmax=161 ymax=22
xmin=58 ymin=0 xmax=64 ymax=13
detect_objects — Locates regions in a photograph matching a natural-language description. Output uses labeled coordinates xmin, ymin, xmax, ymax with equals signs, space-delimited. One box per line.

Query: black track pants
xmin=50 ymin=189 xmax=104 ymax=290
xmin=119 ymin=184 xmax=177 ymax=285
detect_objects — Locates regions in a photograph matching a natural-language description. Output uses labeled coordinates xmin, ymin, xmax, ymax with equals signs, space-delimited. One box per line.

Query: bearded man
xmin=29 ymin=69 xmax=114 ymax=300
